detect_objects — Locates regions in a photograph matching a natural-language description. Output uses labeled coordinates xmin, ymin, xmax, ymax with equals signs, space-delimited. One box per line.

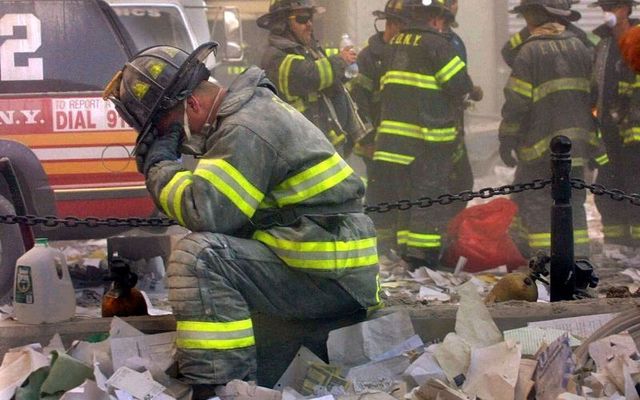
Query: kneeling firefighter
xmin=103 ymin=42 xmax=380 ymax=398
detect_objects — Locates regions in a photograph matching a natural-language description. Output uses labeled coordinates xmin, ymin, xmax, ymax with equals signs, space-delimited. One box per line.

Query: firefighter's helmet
xmin=102 ymin=42 xmax=217 ymax=154
xmin=395 ymin=0 xmax=455 ymax=21
xmin=511 ymin=0 xmax=582 ymax=21
xmin=372 ymin=0 xmax=414 ymax=22
xmin=257 ymin=0 xmax=325 ymax=29
xmin=588 ymin=0 xmax=639 ymax=7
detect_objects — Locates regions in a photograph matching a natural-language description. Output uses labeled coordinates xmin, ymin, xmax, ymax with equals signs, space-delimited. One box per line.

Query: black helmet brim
xmin=130 ymin=42 xmax=218 ymax=155
xmin=257 ymin=5 xmax=325 ymax=29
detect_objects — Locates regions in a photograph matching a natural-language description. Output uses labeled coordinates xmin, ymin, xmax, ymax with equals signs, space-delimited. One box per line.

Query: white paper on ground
xmin=106 ymin=366 xmax=167 ymax=400
xmin=433 ymin=333 xmax=470 ymax=384
xmin=514 ymin=359 xmax=536 ymax=400
xmin=462 ymin=340 xmax=521 ymax=400
xmin=528 ymin=313 xmax=618 ymax=339
xmin=503 ymin=327 xmax=581 ymax=355
xmin=43 ymin=333 xmax=66 ymax=355
xmin=327 ymin=311 xmax=415 ymax=368
xmin=416 ymin=286 xmax=450 ymax=302
xmin=140 ymin=291 xmax=173 ymax=316
xmin=109 ymin=317 xmax=144 ymax=338
xmin=455 ymin=282 xmax=503 ymax=348
xmin=59 ymin=379 xmax=110 ymax=400
xmin=111 ymin=331 xmax=176 ymax=372
xmin=346 ymin=355 xmax=412 ymax=393
xmin=0 ymin=345 xmax=50 ymax=400
xmin=403 ymin=345 xmax=447 ymax=386
xmin=370 ymin=335 xmax=424 ymax=362
xmin=588 ymin=333 xmax=639 ymax=372
xmin=534 ymin=335 xmax=574 ymax=400
xmin=70 ymin=339 xmax=114 ymax=377
xmin=274 ymin=346 xmax=326 ymax=392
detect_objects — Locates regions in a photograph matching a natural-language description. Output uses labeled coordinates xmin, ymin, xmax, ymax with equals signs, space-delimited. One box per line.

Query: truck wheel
xmin=0 ymin=195 xmax=25 ymax=300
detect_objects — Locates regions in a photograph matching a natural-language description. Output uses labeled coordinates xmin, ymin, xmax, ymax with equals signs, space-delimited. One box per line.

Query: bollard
xmin=550 ymin=136 xmax=575 ymax=301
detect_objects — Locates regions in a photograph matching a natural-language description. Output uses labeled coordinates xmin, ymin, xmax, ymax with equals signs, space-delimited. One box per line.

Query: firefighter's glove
xmin=141 ymin=123 xmax=183 ymax=176
xmin=469 ymin=85 xmax=484 ymax=102
xmin=499 ymin=140 xmax=518 ymax=168
xmin=134 ymin=129 xmax=158 ymax=174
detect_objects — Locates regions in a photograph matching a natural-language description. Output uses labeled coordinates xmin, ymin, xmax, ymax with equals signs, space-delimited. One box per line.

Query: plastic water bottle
xmin=340 ymin=33 xmax=359 ymax=79
xmin=14 ymin=238 xmax=76 ymax=324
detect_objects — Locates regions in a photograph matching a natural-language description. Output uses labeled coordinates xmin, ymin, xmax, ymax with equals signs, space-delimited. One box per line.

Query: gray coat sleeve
xmin=145 ymin=124 xmax=279 ymax=234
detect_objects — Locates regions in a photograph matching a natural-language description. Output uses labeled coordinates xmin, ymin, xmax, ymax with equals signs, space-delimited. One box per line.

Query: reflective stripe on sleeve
xmin=279 ymin=54 xmax=306 ymax=101
xmin=269 ymin=153 xmax=353 ymax=207
xmin=621 ymin=127 xmax=640 ymax=144
xmin=380 ymin=70 xmax=439 ymax=90
xmin=397 ymin=230 xmax=409 ymax=245
xmin=510 ymin=32 xmax=523 ymax=49
xmin=316 ymin=57 xmax=334 ymax=91
xmin=595 ymin=153 xmax=610 ymax=166
xmin=253 ymin=231 xmax=378 ymax=271
xmin=194 ymin=159 xmax=264 ymax=218
xmin=159 ymin=171 xmax=193 ymax=226
xmin=631 ymin=226 xmax=640 ymax=239
xmin=603 ymin=225 xmax=627 ymax=239
xmin=506 ymin=77 xmax=533 ymax=98
xmin=373 ymin=151 xmax=415 ymax=165
xmin=532 ymin=78 xmax=590 ymax=103
xmin=435 ymin=56 xmax=465 ymax=85
xmin=378 ymin=120 xmax=457 ymax=142
xmin=176 ymin=319 xmax=255 ymax=350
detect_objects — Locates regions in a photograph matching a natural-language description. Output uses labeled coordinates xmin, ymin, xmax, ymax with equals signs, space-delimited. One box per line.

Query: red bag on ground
xmin=443 ymin=198 xmax=527 ymax=272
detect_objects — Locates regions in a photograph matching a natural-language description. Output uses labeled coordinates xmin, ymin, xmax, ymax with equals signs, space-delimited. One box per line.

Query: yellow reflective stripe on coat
xmin=194 ymin=159 xmax=265 ymax=218
xmin=506 ymin=77 xmax=533 ymax=98
xmin=435 ymin=56 xmax=465 ymax=85
xmin=518 ymin=128 xmax=600 ymax=162
xmin=373 ymin=151 xmax=415 ymax=165
xmin=528 ymin=230 xmax=589 ymax=248
xmin=397 ymin=230 xmax=409 ymax=245
xmin=159 ymin=171 xmax=193 ymax=226
xmin=378 ymin=120 xmax=457 ymax=142
xmin=532 ymin=78 xmax=590 ymax=103
xmin=176 ymin=319 xmax=255 ymax=350
xmin=510 ymin=32 xmax=523 ymax=49
xmin=269 ymin=153 xmax=353 ymax=207
xmin=279 ymin=54 xmax=305 ymax=101
xmin=603 ymin=225 xmax=626 ymax=238
xmin=380 ymin=70 xmax=439 ymax=90
xmin=621 ymin=127 xmax=640 ymax=144
xmin=595 ymin=153 xmax=610 ymax=166
xmin=619 ymin=81 xmax=632 ymax=96
xmin=253 ymin=231 xmax=378 ymax=271
xmin=407 ymin=232 xmax=441 ymax=248
xmin=315 ymin=57 xmax=334 ymax=91
xmin=631 ymin=225 xmax=640 ymax=239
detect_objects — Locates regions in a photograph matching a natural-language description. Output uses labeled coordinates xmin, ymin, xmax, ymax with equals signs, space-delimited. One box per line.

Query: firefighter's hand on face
xmin=135 ymin=123 xmax=183 ymax=175
xmin=499 ymin=138 xmax=518 ymax=168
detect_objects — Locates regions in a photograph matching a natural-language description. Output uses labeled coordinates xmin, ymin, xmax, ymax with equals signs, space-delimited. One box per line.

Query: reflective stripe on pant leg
xmin=167 ymin=232 xmax=257 ymax=384
xmin=603 ymin=224 xmax=627 ymax=240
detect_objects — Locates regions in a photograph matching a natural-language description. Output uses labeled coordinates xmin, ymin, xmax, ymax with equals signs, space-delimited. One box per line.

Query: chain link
xmin=571 ymin=178 xmax=640 ymax=206
xmin=15 ymin=178 xmax=634 ymax=228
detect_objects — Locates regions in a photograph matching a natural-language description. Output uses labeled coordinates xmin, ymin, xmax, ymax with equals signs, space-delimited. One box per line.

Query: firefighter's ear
xmin=186 ymin=95 xmax=201 ymax=113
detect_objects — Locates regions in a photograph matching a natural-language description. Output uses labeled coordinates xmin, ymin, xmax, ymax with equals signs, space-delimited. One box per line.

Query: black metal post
xmin=550 ymin=136 xmax=575 ymax=301
xmin=0 ymin=157 xmax=34 ymax=251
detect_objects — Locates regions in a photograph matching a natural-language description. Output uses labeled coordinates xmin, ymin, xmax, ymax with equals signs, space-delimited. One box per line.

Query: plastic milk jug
xmin=13 ymin=238 xmax=76 ymax=324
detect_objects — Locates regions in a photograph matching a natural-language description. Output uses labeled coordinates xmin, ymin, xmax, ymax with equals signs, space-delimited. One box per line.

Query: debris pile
xmin=1 ymin=283 xmax=637 ymax=400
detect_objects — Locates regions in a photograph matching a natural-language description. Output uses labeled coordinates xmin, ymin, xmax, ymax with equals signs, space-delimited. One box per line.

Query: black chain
xmin=0 ymin=178 xmax=555 ymax=228
xmin=570 ymin=178 xmax=640 ymax=206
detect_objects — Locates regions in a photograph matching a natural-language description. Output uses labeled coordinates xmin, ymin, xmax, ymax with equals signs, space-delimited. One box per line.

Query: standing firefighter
xmin=258 ymin=0 xmax=365 ymax=152
xmin=103 ymin=43 xmax=380 ymax=399
xmin=590 ymin=0 xmax=640 ymax=250
xmin=501 ymin=0 xmax=594 ymax=68
xmin=349 ymin=0 xmax=408 ymax=265
xmin=499 ymin=0 xmax=609 ymax=259
xmin=371 ymin=0 xmax=473 ymax=270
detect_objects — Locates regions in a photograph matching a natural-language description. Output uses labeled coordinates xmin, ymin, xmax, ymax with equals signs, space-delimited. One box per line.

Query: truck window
xmin=110 ymin=5 xmax=193 ymax=53
xmin=0 ymin=0 xmax=132 ymax=94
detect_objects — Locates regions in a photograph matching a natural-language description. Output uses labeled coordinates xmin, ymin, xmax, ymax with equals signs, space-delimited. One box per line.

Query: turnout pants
xmin=368 ymin=142 xmax=457 ymax=267
xmin=512 ymin=160 xmax=589 ymax=258
xmin=595 ymin=142 xmax=640 ymax=247
xmin=167 ymin=232 xmax=364 ymax=385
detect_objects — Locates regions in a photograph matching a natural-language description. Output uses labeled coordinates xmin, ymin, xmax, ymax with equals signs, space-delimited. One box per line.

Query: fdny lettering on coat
xmin=390 ymin=33 xmax=423 ymax=47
